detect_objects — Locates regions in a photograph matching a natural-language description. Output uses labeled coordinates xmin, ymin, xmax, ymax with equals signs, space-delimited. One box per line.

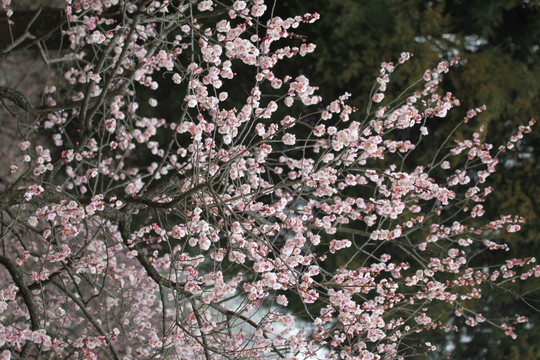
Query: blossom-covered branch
xmin=0 ymin=1 xmax=537 ymax=359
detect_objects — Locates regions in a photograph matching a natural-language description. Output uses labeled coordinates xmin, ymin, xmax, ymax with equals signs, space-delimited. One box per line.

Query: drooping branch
xmin=117 ymin=220 xmax=287 ymax=358
xmin=0 ymin=255 xmax=39 ymax=329
xmin=51 ymin=278 xmax=121 ymax=360
xmin=118 ymin=221 xmax=185 ymax=291
xmin=0 ymin=255 xmax=40 ymax=358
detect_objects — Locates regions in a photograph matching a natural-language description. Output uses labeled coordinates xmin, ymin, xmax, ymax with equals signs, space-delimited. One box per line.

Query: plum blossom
xmin=0 ymin=2 xmax=533 ymax=360
xmin=282 ymin=133 xmax=296 ymax=145
xmin=372 ymin=93 xmax=384 ymax=103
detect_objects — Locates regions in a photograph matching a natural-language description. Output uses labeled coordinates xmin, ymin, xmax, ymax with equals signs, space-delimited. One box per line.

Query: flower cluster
xmin=0 ymin=1 xmax=536 ymax=359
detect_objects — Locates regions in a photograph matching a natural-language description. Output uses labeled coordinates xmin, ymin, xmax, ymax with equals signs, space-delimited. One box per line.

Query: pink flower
xmin=233 ymin=1 xmax=246 ymax=11
xmin=276 ymin=295 xmax=288 ymax=306
xmin=172 ymin=73 xmax=182 ymax=84
xmin=198 ymin=1 xmax=213 ymax=11
xmin=372 ymin=93 xmax=384 ymax=103
xmin=282 ymin=133 xmax=296 ymax=145
xmin=251 ymin=4 xmax=267 ymax=17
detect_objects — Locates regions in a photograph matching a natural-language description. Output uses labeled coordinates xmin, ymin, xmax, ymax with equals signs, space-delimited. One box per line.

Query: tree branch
xmin=51 ymin=278 xmax=121 ymax=360
xmin=117 ymin=221 xmax=287 ymax=358
xmin=0 ymin=255 xmax=40 ymax=358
